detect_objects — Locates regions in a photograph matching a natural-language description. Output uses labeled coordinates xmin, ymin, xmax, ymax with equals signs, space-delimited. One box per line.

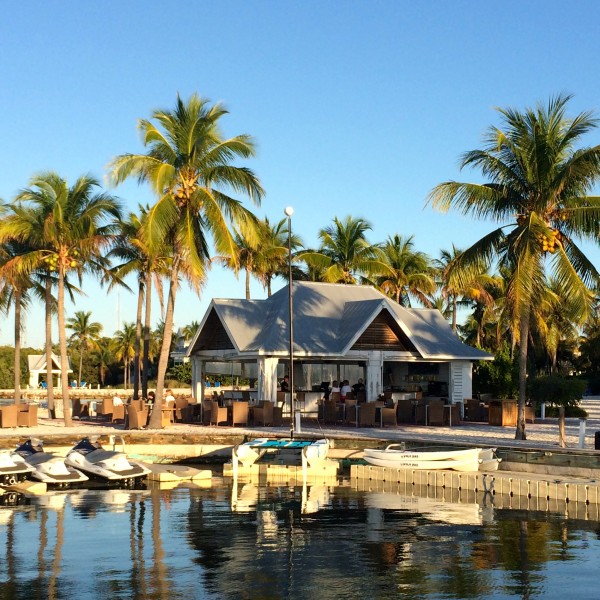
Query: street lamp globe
xmin=284 ymin=206 xmax=294 ymax=217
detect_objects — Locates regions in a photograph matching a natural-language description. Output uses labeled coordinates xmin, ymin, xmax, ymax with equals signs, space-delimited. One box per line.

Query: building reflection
xmin=0 ymin=479 xmax=597 ymax=599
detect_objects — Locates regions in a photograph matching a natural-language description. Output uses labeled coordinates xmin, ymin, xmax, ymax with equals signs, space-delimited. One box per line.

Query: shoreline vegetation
xmin=0 ymin=94 xmax=598 ymax=446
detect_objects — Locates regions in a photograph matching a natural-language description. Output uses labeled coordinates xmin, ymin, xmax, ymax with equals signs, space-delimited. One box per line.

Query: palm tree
xmin=66 ymin=310 xmax=102 ymax=387
xmin=255 ymin=217 xmax=303 ymax=296
xmin=0 ymin=239 xmax=36 ymax=403
xmin=428 ymin=95 xmax=600 ymax=439
xmin=375 ymin=234 xmax=435 ymax=306
xmin=215 ymin=217 xmax=300 ymax=298
xmin=112 ymin=322 xmax=137 ymax=388
xmin=109 ymin=93 xmax=263 ymax=427
xmin=300 ymin=216 xmax=383 ymax=284
xmin=434 ymin=246 xmax=499 ymax=332
xmin=93 ymin=341 xmax=114 ymax=387
xmin=7 ymin=172 xmax=121 ymax=425
xmin=109 ymin=208 xmax=170 ymax=399
xmin=181 ymin=321 xmax=200 ymax=343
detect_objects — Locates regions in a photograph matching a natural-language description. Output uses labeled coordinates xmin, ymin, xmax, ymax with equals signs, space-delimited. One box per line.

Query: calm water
xmin=1 ymin=474 xmax=599 ymax=600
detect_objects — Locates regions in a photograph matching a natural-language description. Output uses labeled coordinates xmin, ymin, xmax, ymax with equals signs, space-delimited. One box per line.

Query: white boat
xmin=363 ymin=445 xmax=481 ymax=472
xmin=64 ymin=436 xmax=151 ymax=485
xmin=478 ymin=448 xmax=502 ymax=471
xmin=0 ymin=450 xmax=35 ymax=485
xmin=233 ymin=438 xmax=330 ymax=468
xmin=12 ymin=439 xmax=89 ymax=486
xmin=365 ymin=492 xmax=486 ymax=525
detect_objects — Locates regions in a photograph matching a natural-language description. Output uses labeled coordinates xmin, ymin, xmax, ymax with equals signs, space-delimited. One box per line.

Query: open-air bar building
xmin=186 ymin=281 xmax=492 ymax=416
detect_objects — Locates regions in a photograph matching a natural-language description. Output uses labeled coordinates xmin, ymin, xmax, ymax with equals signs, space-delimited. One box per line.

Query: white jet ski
xmin=12 ymin=439 xmax=89 ymax=487
xmin=64 ymin=436 xmax=151 ymax=485
xmin=0 ymin=449 xmax=35 ymax=486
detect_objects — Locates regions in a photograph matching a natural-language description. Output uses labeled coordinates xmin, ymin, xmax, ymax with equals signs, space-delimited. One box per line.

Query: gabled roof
xmin=188 ymin=281 xmax=492 ymax=361
xmin=27 ymin=353 xmax=72 ymax=372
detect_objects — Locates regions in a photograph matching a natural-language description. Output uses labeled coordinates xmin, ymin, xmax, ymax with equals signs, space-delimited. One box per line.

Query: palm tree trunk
xmin=148 ymin=261 xmax=179 ymax=428
xmin=57 ymin=268 xmax=73 ymax=427
xmin=133 ymin=280 xmax=144 ymax=399
xmin=78 ymin=344 xmax=83 ymax=387
xmin=45 ymin=275 xmax=55 ymax=417
xmin=142 ymin=271 xmax=152 ymax=399
xmin=245 ymin=267 xmax=250 ymax=300
xmin=515 ymin=312 xmax=529 ymax=440
xmin=451 ymin=295 xmax=457 ymax=332
xmin=13 ymin=289 xmax=22 ymax=404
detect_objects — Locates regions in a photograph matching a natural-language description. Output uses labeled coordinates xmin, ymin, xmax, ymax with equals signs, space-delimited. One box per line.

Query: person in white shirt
xmin=112 ymin=393 xmax=123 ymax=406
xmin=340 ymin=380 xmax=352 ymax=401
xmin=164 ymin=389 xmax=176 ymax=404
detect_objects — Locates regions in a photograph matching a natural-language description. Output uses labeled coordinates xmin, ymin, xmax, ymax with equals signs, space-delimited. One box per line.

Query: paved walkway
xmin=2 ymin=397 xmax=600 ymax=453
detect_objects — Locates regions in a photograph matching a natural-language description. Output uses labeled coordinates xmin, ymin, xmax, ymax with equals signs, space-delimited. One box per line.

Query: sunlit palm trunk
xmin=148 ymin=260 xmax=179 ymax=428
xmin=516 ymin=312 xmax=529 ymax=440
xmin=451 ymin=295 xmax=457 ymax=332
xmin=142 ymin=270 xmax=152 ymax=399
xmin=245 ymin=267 xmax=251 ymax=299
xmin=13 ymin=289 xmax=22 ymax=404
xmin=48 ymin=507 xmax=65 ymax=600
xmin=133 ymin=280 xmax=144 ymax=399
xmin=45 ymin=275 xmax=55 ymax=416
xmin=77 ymin=344 xmax=83 ymax=387
xmin=57 ymin=268 xmax=72 ymax=426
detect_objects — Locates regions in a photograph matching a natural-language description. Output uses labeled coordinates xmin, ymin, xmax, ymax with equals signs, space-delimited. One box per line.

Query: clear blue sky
xmin=2 ymin=1 xmax=600 ymax=347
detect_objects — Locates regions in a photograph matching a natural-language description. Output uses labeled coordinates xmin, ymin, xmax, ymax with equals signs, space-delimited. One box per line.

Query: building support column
xmin=258 ymin=357 xmax=279 ymax=402
xmin=191 ymin=357 xmax=203 ymax=402
xmin=366 ymin=351 xmax=383 ymax=401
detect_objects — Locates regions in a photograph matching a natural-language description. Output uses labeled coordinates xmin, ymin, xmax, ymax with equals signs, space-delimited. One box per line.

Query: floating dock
xmin=351 ymin=463 xmax=600 ymax=506
xmin=223 ymin=458 xmax=339 ymax=482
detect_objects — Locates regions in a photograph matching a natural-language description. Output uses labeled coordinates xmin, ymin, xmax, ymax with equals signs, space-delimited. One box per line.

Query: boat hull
xmin=364 ymin=456 xmax=480 ymax=471
xmin=363 ymin=447 xmax=501 ymax=472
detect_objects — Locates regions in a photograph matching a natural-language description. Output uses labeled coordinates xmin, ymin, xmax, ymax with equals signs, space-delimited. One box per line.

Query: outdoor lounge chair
xmin=209 ymin=400 xmax=228 ymax=426
xmin=357 ymin=401 xmax=377 ymax=427
xmin=396 ymin=400 xmax=414 ymax=424
xmin=161 ymin=401 xmax=175 ymax=427
xmin=381 ymin=401 xmax=397 ymax=427
xmin=18 ymin=404 xmax=38 ymax=427
xmin=0 ymin=404 xmax=18 ymax=428
xmin=231 ymin=400 xmax=249 ymax=426
xmin=95 ymin=398 xmax=113 ymax=421
xmin=252 ymin=401 xmax=274 ymax=426
xmin=127 ymin=404 xmax=148 ymax=429
xmin=428 ymin=399 xmax=445 ymax=426
xmin=344 ymin=399 xmax=358 ymax=425
xmin=322 ymin=399 xmax=338 ymax=425
xmin=111 ymin=403 xmax=126 ymax=423
xmin=174 ymin=397 xmax=189 ymax=422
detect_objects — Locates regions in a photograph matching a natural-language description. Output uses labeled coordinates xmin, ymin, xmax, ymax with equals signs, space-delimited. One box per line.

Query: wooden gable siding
xmin=194 ymin=309 xmax=235 ymax=351
xmin=351 ymin=310 xmax=416 ymax=351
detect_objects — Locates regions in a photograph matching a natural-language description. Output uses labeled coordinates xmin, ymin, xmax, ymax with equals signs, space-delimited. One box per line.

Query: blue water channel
xmin=0 ymin=474 xmax=598 ymax=600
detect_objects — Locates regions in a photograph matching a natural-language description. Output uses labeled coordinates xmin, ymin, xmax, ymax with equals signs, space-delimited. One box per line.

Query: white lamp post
xmin=284 ymin=206 xmax=295 ymax=438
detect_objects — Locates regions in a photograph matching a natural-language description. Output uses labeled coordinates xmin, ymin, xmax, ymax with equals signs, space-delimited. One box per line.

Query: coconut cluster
xmin=540 ymin=229 xmax=561 ymax=254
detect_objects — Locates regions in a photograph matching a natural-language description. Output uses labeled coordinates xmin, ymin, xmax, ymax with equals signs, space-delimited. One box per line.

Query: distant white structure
xmin=28 ymin=353 xmax=73 ymax=388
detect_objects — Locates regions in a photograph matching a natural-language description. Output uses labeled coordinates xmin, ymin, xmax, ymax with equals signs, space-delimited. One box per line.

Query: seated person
xmin=352 ymin=378 xmax=365 ymax=394
xmin=330 ymin=380 xmax=341 ymax=399
xmin=112 ymin=393 xmax=123 ymax=406
xmin=280 ymin=375 xmax=290 ymax=392
xmin=147 ymin=391 xmax=156 ymax=404
xmin=340 ymin=379 xmax=352 ymax=401
xmin=164 ymin=388 xmax=176 ymax=405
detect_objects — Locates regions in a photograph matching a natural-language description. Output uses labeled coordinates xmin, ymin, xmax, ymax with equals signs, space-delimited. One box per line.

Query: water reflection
xmin=0 ymin=477 xmax=598 ymax=599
